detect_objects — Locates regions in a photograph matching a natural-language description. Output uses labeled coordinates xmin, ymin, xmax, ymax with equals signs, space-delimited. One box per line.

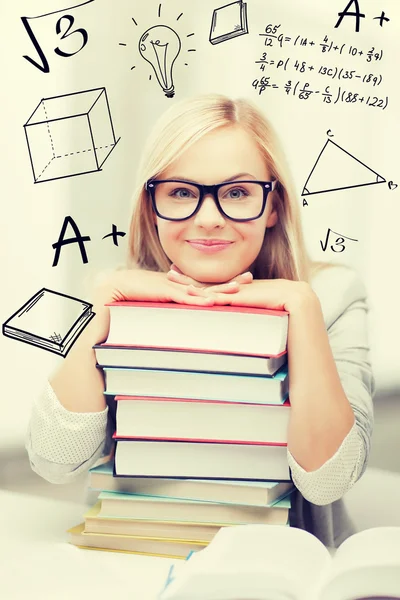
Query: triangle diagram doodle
xmin=302 ymin=140 xmax=386 ymax=196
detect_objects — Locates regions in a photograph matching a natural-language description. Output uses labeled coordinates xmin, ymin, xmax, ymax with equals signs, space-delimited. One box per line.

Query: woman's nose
xmin=193 ymin=194 xmax=226 ymax=226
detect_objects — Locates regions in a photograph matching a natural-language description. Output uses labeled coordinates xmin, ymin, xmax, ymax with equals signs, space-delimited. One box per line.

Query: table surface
xmin=2 ymin=468 xmax=400 ymax=600
xmin=0 ymin=490 xmax=179 ymax=600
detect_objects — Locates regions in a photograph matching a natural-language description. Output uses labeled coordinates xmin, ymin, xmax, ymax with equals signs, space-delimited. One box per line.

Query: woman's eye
xmin=172 ymin=188 xmax=194 ymax=198
xmin=226 ymin=188 xmax=247 ymax=199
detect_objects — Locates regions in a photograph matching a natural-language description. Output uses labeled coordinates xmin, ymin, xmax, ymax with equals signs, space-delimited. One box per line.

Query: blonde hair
xmin=126 ymin=94 xmax=342 ymax=283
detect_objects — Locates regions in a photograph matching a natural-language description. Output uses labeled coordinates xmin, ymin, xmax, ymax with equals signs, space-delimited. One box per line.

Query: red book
xmin=104 ymin=301 xmax=289 ymax=356
xmin=114 ymin=395 xmax=291 ymax=444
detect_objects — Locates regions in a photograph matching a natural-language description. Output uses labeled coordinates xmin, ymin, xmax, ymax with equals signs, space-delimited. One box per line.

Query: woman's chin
xmin=191 ymin=272 xmax=234 ymax=285
xmin=180 ymin=263 xmax=241 ymax=284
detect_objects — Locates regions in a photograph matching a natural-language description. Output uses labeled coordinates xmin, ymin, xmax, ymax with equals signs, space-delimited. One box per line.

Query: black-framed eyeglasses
xmin=145 ymin=178 xmax=277 ymax=222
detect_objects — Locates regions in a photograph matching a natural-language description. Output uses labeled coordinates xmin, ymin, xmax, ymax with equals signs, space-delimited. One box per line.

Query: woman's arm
xmin=49 ymin=314 xmax=108 ymax=413
xmin=25 ymin=380 xmax=110 ymax=483
xmin=287 ymin=288 xmax=375 ymax=504
xmin=285 ymin=288 xmax=356 ymax=472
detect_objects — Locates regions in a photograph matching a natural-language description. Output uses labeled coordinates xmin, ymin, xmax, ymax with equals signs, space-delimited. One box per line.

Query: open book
xmin=158 ymin=524 xmax=400 ymax=600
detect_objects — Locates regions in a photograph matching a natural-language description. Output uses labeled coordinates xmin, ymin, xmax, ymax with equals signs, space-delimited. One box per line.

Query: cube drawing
xmin=24 ymin=87 xmax=120 ymax=183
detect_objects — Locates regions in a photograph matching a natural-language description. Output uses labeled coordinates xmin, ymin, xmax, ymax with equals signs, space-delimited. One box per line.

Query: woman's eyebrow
xmin=164 ymin=173 xmax=258 ymax=183
xmin=223 ymin=172 xmax=257 ymax=182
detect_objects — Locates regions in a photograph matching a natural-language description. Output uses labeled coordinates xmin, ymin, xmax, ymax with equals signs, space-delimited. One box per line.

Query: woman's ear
xmin=266 ymin=208 xmax=278 ymax=228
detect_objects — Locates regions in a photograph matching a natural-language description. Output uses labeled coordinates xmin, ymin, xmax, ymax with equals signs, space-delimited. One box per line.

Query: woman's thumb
xmin=169 ymin=263 xmax=183 ymax=274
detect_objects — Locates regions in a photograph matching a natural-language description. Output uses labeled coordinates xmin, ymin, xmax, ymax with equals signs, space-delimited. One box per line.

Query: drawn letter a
xmin=334 ymin=0 xmax=366 ymax=33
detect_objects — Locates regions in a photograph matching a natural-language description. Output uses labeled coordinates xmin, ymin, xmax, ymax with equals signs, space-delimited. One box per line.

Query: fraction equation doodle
xmin=252 ymin=77 xmax=388 ymax=110
xmin=260 ymin=25 xmax=383 ymax=61
xmin=255 ymin=54 xmax=383 ymax=87
xmin=252 ymin=23 xmax=388 ymax=111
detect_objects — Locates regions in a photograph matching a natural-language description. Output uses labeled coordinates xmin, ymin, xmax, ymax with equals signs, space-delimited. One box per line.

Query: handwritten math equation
xmin=21 ymin=1 xmax=93 ymax=74
xmin=252 ymin=24 xmax=388 ymax=110
xmin=255 ymin=53 xmax=383 ymax=85
xmin=252 ymin=78 xmax=388 ymax=110
xmin=261 ymin=26 xmax=383 ymax=62
xmin=320 ymin=228 xmax=358 ymax=253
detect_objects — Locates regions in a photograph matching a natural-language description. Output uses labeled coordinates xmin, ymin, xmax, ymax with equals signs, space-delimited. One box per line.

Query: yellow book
xmin=67 ymin=523 xmax=209 ymax=559
xmin=83 ymin=501 xmax=229 ymax=541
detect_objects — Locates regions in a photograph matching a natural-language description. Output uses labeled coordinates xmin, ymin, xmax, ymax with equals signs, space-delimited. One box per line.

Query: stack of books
xmin=67 ymin=301 xmax=294 ymax=558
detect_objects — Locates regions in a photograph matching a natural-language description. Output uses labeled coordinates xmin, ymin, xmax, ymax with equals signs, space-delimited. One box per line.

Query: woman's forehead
xmin=160 ymin=126 xmax=270 ymax=181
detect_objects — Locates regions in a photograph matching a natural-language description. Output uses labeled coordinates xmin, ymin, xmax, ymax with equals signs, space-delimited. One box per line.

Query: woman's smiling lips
xmin=186 ymin=239 xmax=234 ymax=253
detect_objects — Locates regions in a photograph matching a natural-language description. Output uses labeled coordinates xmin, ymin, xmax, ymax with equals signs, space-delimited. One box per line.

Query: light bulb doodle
xmin=138 ymin=25 xmax=181 ymax=98
xmin=119 ymin=4 xmax=195 ymax=97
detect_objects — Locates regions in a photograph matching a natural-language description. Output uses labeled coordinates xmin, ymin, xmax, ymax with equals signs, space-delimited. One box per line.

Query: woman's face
xmin=154 ymin=125 xmax=278 ymax=283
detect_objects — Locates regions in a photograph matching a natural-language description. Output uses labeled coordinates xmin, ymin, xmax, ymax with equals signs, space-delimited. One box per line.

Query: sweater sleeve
xmin=25 ymin=381 xmax=109 ymax=484
xmin=286 ymin=287 xmax=375 ymax=506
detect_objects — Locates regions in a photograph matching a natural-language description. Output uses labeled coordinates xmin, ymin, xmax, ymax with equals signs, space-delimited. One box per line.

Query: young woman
xmin=25 ymin=94 xmax=375 ymax=548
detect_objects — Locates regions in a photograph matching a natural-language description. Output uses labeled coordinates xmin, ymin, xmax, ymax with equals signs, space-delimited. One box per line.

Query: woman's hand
xmin=89 ymin=268 xmax=216 ymax=344
xmin=166 ymin=263 xmax=254 ymax=294
xmin=176 ymin=275 xmax=317 ymax=314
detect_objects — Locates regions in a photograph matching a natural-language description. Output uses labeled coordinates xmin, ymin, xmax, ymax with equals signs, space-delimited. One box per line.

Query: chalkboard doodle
xmin=23 ymin=87 xmax=120 ymax=184
xmin=302 ymin=139 xmax=386 ymax=196
xmin=209 ymin=0 xmax=249 ymax=45
xmin=334 ymin=0 xmax=391 ymax=33
xmin=138 ymin=25 xmax=181 ymax=98
xmin=2 ymin=288 xmax=95 ymax=357
xmin=253 ymin=21 xmax=388 ymax=110
xmin=320 ymin=228 xmax=358 ymax=253
xmin=21 ymin=0 xmax=95 ymax=74
xmin=120 ymin=4 xmax=196 ymax=98
xmin=51 ymin=216 xmax=126 ymax=267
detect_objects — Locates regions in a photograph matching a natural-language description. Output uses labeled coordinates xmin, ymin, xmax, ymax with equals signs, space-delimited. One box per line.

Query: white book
xmin=96 ymin=492 xmax=291 ymax=526
xmin=103 ymin=364 xmax=289 ymax=405
xmin=114 ymin=439 xmax=290 ymax=481
xmin=115 ymin=396 xmax=291 ymax=444
xmin=88 ymin=462 xmax=294 ymax=507
xmin=158 ymin=524 xmax=400 ymax=600
xmin=94 ymin=344 xmax=287 ymax=377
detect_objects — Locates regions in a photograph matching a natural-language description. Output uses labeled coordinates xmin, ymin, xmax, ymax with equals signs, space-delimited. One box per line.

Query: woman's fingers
xmin=166 ymin=279 xmax=215 ymax=305
xmin=172 ymin=287 xmax=215 ymax=306
xmin=186 ymin=286 xmax=232 ymax=305
xmin=236 ymin=271 xmax=253 ymax=283
xmin=188 ymin=282 xmax=240 ymax=295
xmin=167 ymin=269 xmax=204 ymax=288
xmin=186 ymin=284 xmax=211 ymax=296
xmin=169 ymin=263 xmax=183 ymax=274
